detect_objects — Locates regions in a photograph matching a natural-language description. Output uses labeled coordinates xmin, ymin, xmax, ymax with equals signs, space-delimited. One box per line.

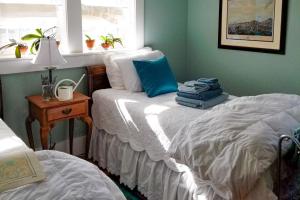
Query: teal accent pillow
xmin=133 ymin=56 xmax=178 ymax=97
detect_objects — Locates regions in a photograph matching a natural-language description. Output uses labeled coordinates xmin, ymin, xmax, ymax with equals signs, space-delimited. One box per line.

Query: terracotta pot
xmin=18 ymin=45 xmax=28 ymax=55
xmin=86 ymin=40 xmax=95 ymax=50
xmin=101 ymin=43 xmax=110 ymax=50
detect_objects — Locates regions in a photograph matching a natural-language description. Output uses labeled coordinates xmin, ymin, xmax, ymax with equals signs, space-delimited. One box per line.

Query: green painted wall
xmin=1 ymin=1 xmax=188 ymax=148
xmin=144 ymin=0 xmax=188 ymax=81
xmin=187 ymin=0 xmax=300 ymax=96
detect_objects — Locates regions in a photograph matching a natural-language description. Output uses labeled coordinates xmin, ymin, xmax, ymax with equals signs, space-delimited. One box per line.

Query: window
xmin=0 ymin=0 xmax=65 ymax=55
xmin=81 ymin=0 xmax=135 ymax=50
xmin=0 ymin=0 xmax=143 ymax=57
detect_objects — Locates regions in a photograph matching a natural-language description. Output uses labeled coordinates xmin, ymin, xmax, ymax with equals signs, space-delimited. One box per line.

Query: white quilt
xmin=0 ymin=119 xmax=46 ymax=192
xmin=169 ymin=94 xmax=300 ymax=200
xmin=0 ymin=150 xmax=126 ymax=200
xmin=91 ymin=89 xmax=232 ymax=171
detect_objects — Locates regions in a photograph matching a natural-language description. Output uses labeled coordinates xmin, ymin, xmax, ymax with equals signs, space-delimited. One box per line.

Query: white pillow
xmin=104 ymin=53 xmax=127 ymax=90
xmin=103 ymin=47 xmax=152 ymax=90
xmin=115 ymin=50 xmax=164 ymax=92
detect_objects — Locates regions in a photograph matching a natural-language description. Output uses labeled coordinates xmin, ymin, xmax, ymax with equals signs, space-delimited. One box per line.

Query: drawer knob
xmin=62 ymin=108 xmax=72 ymax=115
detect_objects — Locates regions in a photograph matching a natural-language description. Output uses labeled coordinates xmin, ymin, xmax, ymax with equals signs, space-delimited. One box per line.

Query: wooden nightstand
xmin=25 ymin=92 xmax=92 ymax=156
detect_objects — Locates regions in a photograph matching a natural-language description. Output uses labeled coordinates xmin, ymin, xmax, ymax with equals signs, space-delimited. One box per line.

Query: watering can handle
xmin=54 ymin=79 xmax=77 ymax=100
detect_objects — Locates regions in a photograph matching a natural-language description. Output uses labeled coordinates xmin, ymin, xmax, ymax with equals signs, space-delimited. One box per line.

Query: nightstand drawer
xmin=47 ymin=102 xmax=86 ymax=121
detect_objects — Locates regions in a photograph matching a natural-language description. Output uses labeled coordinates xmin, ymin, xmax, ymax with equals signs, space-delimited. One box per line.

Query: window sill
xmin=0 ymin=49 xmax=130 ymax=75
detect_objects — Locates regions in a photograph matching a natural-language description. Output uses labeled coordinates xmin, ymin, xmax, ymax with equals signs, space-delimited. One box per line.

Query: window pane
xmin=82 ymin=0 xmax=134 ymax=51
xmin=0 ymin=0 xmax=65 ymax=56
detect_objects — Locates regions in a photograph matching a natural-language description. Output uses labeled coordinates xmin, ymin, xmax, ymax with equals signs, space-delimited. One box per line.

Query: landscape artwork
xmin=218 ymin=0 xmax=287 ymax=54
xmin=227 ymin=0 xmax=274 ymax=42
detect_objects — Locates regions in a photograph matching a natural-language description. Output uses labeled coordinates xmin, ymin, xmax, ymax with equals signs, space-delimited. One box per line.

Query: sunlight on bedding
xmin=145 ymin=115 xmax=170 ymax=150
xmin=144 ymin=104 xmax=170 ymax=115
xmin=144 ymin=104 xmax=170 ymax=150
xmin=115 ymin=99 xmax=140 ymax=132
xmin=0 ymin=136 xmax=24 ymax=153
xmin=197 ymin=194 xmax=208 ymax=200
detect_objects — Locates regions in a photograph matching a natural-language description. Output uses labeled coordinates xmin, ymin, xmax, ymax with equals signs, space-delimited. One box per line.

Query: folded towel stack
xmin=176 ymin=78 xmax=228 ymax=109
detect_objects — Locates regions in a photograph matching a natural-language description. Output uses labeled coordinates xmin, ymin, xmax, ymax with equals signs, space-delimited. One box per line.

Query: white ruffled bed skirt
xmin=89 ymin=127 xmax=200 ymax=200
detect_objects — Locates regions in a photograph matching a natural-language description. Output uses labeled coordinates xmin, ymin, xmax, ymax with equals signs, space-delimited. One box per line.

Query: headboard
xmin=86 ymin=65 xmax=111 ymax=98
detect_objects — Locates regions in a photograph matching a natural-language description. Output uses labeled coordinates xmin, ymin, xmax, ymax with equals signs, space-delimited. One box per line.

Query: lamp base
xmin=45 ymin=66 xmax=57 ymax=85
xmin=41 ymin=66 xmax=57 ymax=101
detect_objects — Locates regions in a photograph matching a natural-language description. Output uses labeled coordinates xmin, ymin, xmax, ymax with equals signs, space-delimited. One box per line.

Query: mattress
xmin=0 ymin=150 xmax=126 ymax=200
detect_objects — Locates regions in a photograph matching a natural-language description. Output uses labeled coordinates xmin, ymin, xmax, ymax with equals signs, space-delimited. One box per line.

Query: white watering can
xmin=54 ymin=74 xmax=85 ymax=101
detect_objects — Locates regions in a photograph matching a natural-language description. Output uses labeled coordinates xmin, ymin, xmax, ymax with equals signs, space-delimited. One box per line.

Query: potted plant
xmin=0 ymin=39 xmax=28 ymax=58
xmin=18 ymin=44 xmax=28 ymax=55
xmin=21 ymin=26 xmax=59 ymax=54
xmin=100 ymin=35 xmax=110 ymax=50
xmin=85 ymin=34 xmax=95 ymax=50
xmin=100 ymin=34 xmax=123 ymax=50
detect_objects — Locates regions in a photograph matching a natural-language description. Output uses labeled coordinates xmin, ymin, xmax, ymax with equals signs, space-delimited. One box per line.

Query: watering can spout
xmin=73 ymin=74 xmax=86 ymax=92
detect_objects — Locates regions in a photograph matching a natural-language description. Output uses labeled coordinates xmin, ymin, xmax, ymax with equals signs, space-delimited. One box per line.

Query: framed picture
xmin=218 ymin=0 xmax=288 ymax=54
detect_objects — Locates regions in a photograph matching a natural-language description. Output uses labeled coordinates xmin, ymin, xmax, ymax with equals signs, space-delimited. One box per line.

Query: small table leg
xmin=40 ymin=126 xmax=50 ymax=150
xmin=81 ymin=116 xmax=92 ymax=158
xmin=69 ymin=119 xmax=74 ymax=155
xmin=25 ymin=116 xmax=35 ymax=150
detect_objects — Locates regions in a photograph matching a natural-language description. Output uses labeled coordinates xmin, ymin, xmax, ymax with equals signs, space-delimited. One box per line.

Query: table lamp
xmin=32 ymin=38 xmax=67 ymax=100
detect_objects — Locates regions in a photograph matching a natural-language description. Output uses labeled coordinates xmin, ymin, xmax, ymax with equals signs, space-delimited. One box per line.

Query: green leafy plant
xmin=0 ymin=39 xmax=28 ymax=58
xmin=21 ymin=26 xmax=57 ymax=54
xmin=85 ymin=34 xmax=93 ymax=41
xmin=100 ymin=34 xmax=123 ymax=49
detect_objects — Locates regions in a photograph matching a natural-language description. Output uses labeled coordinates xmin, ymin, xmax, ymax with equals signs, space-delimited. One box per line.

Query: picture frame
xmin=218 ymin=0 xmax=288 ymax=54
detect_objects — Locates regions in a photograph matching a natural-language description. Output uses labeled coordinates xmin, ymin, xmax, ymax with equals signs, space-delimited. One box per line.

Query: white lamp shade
xmin=32 ymin=38 xmax=67 ymax=66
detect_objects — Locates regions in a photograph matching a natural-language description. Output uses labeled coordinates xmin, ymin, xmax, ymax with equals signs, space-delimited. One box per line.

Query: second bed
xmin=87 ymin=65 xmax=300 ymax=200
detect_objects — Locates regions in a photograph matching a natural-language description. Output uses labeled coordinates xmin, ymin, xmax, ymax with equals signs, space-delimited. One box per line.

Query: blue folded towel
xmin=197 ymin=78 xmax=218 ymax=84
xmin=176 ymin=100 xmax=200 ymax=108
xmin=178 ymin=85 xmax=209 ymax=94
xmin=182 ymin=80 xmax=220 ymax=94
xmin=177 ymin=88 xmax=223 ymax=100
xmin=176 ymin=93 xmax=229 ymax=109
xmin=184 ymin=80 xmax=211 ymax=88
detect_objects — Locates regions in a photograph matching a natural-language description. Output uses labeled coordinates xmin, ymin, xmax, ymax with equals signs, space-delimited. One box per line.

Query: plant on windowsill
xmin=21 ymin=26 xmax=60 ymax=54
xmin=0 ymin=39 xmax=28 ymax=58
xmin=100 ymin=34 xmax=123 ymax=50
xmin=85 ymin=34 xmax=95 ymax=50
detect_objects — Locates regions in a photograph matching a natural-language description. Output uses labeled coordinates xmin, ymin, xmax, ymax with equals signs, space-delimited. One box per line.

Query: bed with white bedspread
xmin=90 ymin=88 xmax=217 ymax=199
xmin=90 ymin=88 xmax=300 ymax=200
xmin=0 ymin=119 xmax=126 ymax=200
xmin=0 ymin=150 xmax=126 ymax=200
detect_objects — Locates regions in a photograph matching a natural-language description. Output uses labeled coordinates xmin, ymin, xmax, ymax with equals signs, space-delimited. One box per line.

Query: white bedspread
xmin=91 ymin=89 xmax=232 ymax=171
xmin=0 ymin=150 xmax=126 ymax=200
xmin=169 ymin=94 xmax=300 ymax=200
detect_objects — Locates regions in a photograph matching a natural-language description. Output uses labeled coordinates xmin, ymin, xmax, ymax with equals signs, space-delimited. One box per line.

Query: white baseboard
xmin=36 ymin=136 xmax=86 ymax=156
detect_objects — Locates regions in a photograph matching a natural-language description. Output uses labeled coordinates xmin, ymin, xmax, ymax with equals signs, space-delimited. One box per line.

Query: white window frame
xmin=0 ymin=0 xmax=144 ymax=74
